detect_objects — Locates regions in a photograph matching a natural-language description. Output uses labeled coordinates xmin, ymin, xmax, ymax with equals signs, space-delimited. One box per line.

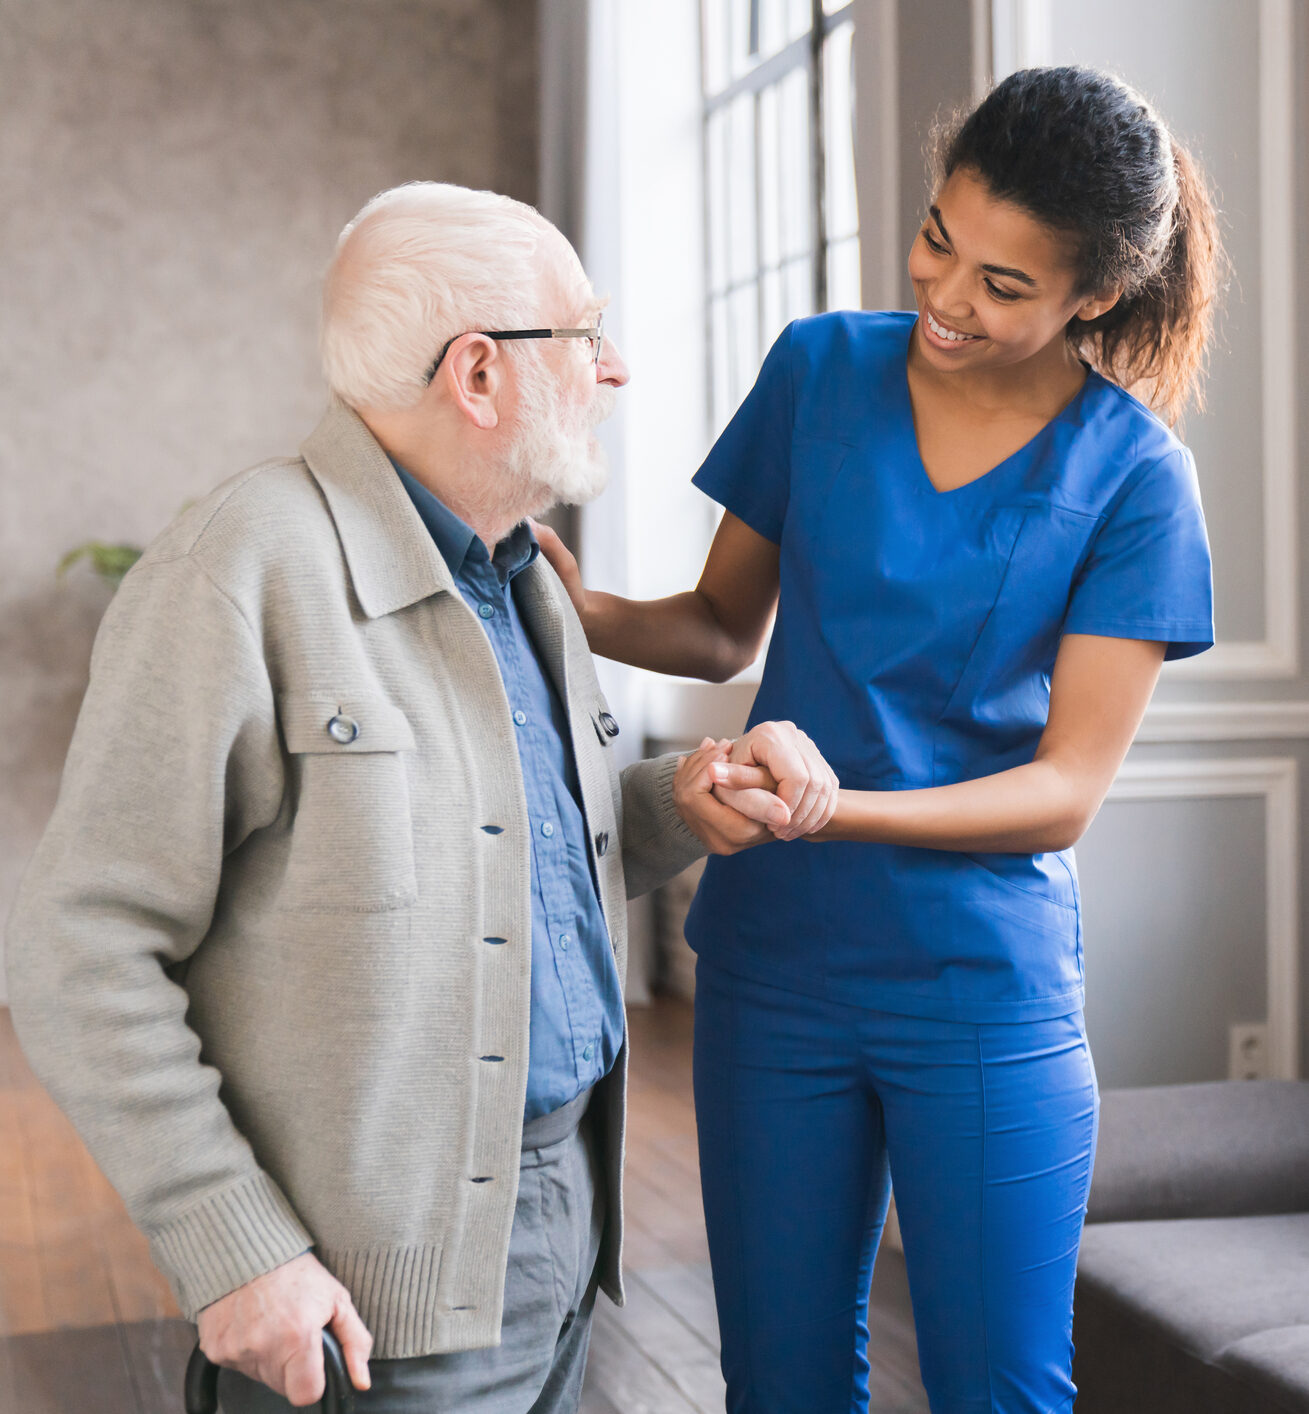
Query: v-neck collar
xmin=900 ymin=318 xmax=1096 ymax=498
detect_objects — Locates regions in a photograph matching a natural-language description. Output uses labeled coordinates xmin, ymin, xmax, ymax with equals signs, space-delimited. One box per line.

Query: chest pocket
xmin=933 ymin=503 xmax=1104 ymax=781
xmin=277 ymin=694 xmax=418 ymax=913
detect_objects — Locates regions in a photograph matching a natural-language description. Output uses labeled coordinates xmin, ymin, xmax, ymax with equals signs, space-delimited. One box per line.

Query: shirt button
xmin=541 ymin=821 xmax=555 ymax=838
xmin=559 ymin=933 xmax=571 ymax=951
xmin=513 ymin=709 xmax=527 ymax=726
xmin=583 ymin=1043 xmax=595 ymax=1062
xmin=327 ymin=714 xmax=359 ymax=744
xmin=478 ymin=602 xmax=495 ymax=619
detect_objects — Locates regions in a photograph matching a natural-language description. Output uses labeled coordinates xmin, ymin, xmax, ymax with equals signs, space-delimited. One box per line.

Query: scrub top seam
xmin=976 ymin=1025 xmax=998 ymax=1412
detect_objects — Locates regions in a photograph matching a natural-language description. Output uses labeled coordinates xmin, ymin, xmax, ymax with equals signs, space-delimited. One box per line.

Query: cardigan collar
xmin=299 ymin=401 xmax=566 ymax=648
xmin=300 ymin=398 xmax=457 ymax=619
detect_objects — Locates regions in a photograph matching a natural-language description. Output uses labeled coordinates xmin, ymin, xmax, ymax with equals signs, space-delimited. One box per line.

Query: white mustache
xmin=588 ymin=386 xmax=618 ymax=427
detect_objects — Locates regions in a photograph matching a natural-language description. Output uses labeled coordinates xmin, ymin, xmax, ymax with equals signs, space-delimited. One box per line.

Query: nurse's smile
xmin=907 ymin=168 xmax=1121 ymax=392
xmin=923 ymin=305 xmax=985 ymax=348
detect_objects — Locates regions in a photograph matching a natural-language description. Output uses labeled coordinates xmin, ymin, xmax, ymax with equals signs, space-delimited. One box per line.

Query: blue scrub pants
xmin=692 ymin=958 xmax=1099 ymax=1414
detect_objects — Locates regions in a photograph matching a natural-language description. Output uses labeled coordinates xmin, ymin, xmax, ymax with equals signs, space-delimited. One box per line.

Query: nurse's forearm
xmin=580 ymin=589 xmax=759 ymax=683
xmin=813 ymin=759 xmax=1089 ymax=854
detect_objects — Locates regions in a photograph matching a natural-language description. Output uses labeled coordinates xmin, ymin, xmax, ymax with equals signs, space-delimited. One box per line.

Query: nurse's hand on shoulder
xmin=534 ymin=522 xmax=588 ymax=619
xmin=673 ymin=737 xmax=791 ymax=854
xmin=711 ymin=722 xmax=840 ymax=842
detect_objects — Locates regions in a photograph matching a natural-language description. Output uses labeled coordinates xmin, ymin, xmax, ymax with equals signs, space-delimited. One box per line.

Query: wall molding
xmin=993 ymin=0 xmax=1301 ymax=680
xmin=1107 ymin=757 xmax=1301 ymax=1079
xmin=643 ymin=682 xmax=1309 ymax=746
xmin=1138 ymin=700 xmax=1309 ymax=743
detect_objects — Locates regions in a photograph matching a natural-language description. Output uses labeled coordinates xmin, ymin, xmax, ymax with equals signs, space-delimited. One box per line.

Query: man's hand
xmin=673 ymin=738 xmax=792 ymax=855
xmin=710 ymin=722 xmax=839 ymax=842
xmin=196 ymin=1252 xmax=372 ymax=1407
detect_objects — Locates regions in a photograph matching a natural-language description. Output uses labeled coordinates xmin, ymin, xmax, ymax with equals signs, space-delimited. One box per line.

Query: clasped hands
xmin=672 ymin=721 xmax=839 ymax=854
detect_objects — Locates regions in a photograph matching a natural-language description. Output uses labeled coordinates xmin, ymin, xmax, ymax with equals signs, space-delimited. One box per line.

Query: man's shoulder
xmin=137 ymin=455 xmax=337 ymax=595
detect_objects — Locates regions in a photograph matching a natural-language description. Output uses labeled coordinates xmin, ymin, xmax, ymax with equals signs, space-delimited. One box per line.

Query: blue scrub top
xmin=685 ymin=311 xmax=1214 ymax=1022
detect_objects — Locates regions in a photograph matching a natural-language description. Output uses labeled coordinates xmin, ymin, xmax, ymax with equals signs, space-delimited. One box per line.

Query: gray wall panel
xmin=1079 ymin=795 xmax=1267 ymax=1086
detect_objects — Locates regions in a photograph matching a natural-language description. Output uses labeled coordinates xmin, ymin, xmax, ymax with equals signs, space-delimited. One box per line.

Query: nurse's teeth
xmin=927 ymin=310 xmax=978 ymax=342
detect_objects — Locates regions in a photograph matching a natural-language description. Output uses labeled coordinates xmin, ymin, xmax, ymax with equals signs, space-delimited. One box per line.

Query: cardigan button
xmin=598 ymin=711 xmax=620 ymax=738
xmin=326 ymin=714 xmax=359 ymax=744
xmin=595 ymin=831 xmax=609 ymax=856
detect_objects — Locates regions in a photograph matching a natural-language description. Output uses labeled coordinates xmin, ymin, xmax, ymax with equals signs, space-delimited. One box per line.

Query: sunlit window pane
xmin=778 ymin=67 xmax=811 ymax=262
xmin=827 ymin=234 xmax=861 ymax=311
xmin=710 ymin=295 xmax=731 ymax=431
xmin=757 ymin=85 xmax=781 ymax=271
xmin=755 ymin=0 xmax=788 ymax=59
xmin=701 ymin=0 xmax=730 ymax=92
xmin=706 ymin=108 xmax=730 ymax=294
xmin=702 ymin=1 xmax=858 ymax=427
xmin=728 ymin=282 xmax=761 ymax=412
xmin=782 ymin=254 xmax=814 ymax=327
xmin=823 ymin=21 xmax=858 ymax=240
xmin=728 ymin=0 xmax=755 ymax=79
xmin=726 ymin=94 xmax=758 ymax=287
xmin=760 ymin=266 xmax=784 ymax=351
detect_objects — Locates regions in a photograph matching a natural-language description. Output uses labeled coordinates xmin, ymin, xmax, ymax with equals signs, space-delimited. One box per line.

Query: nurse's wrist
xmin=804 ymin=789 xmax=862 ymax=842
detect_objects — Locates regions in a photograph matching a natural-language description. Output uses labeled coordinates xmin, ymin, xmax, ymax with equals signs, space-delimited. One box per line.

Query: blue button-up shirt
xmin=394 ymin=464 xmax=624 ymax=1119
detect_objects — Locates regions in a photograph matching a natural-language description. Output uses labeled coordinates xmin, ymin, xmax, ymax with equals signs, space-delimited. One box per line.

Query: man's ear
xmin=1072 ymin=286 xmax=1123 ymax=323
xmin=440 ymin=334 xmax=504 ymax=430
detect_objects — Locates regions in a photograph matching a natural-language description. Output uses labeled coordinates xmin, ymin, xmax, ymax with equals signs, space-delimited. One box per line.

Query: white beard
xmin=502 ymin=361 xmax=615 ymax=512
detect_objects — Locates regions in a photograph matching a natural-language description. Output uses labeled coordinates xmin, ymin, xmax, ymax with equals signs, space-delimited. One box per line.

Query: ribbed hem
xmin=324 ymin=1243 xmax=454 ymax=1359
xmin=149 ymin=1170 xmax=314 ymax=1319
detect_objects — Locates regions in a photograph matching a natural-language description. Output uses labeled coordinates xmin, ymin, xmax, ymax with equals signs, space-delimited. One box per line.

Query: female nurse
xmin=540 ymin=66 xmax=1222 ymax=1413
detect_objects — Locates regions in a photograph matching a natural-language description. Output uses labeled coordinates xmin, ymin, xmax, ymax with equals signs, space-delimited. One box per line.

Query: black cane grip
xmin=184 ymin=1327 xmax=356 ymax=1413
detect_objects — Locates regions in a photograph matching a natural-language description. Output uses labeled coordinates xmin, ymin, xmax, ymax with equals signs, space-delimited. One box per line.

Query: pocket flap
xmin=280 ymin=694 xmax=416 ymax=754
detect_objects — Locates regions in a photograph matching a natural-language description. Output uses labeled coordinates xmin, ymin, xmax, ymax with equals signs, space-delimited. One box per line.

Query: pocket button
xmin=327 ymin=714 xmax=359 ymax=744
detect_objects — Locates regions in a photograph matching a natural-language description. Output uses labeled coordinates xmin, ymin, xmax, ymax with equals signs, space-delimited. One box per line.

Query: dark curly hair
xmin=932 ymin=66 xmax=1225 ymax=426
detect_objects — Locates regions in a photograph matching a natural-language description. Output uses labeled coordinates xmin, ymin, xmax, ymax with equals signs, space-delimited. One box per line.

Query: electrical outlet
xmin=1228 ymin=1023 xmax=1268 ymax=1081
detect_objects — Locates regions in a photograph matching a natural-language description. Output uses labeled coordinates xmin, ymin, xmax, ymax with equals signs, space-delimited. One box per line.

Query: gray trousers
xmin=219 ymin=1092 xmax=605 ymax=1414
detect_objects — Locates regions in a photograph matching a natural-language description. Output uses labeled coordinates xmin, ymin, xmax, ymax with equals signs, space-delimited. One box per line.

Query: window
xmin=701 ymin=0 xmax=858 ymax=433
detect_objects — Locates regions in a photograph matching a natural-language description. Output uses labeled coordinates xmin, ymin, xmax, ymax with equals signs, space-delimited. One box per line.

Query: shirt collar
xmin=392 ymin=460 xmax=539 ymax=587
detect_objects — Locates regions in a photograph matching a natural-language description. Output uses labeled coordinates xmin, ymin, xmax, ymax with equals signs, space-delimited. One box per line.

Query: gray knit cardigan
xmin=5 ymin=400 xmax=707 ymax=1357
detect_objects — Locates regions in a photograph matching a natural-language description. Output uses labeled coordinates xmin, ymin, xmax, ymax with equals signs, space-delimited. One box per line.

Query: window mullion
xmin=753 ymin=85 xmax=766 ymax=379
xmin=809 ymin=0 xmax=828 ymax=312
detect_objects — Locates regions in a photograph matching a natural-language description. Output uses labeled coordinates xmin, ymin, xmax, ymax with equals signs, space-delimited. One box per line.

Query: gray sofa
xmin=1073 ymin=1080 xmax=1309 ymax=1413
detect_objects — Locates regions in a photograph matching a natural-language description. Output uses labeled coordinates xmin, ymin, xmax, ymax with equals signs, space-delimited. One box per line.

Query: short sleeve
xmin=1063 ymin=445 xmax=1214 ymax=660
xmin=691 ymin=322 xmax=796 ymax=544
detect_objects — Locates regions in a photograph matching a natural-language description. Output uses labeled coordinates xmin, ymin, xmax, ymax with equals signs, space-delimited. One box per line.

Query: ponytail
xmin=1072 ymin=141 xmax=1225 ymax=426
xmin=936 ymin=67 xmax=1228 ymax=427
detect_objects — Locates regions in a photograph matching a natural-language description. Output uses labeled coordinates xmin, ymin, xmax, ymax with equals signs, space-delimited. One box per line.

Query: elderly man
xmin=6 ymin=183 xmax=836 ymax=1413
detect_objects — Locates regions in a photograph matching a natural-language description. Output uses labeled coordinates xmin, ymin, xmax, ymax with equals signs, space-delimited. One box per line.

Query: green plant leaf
xmin=57 ymin=541 xmax=144 ymax=588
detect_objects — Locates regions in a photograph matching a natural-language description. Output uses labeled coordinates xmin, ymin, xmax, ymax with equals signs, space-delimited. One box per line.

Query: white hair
xmin=320 ymin=182 xmax=559 ymax=412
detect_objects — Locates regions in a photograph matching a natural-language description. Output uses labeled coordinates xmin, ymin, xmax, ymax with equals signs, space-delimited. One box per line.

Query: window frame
xmin=699 ymin=0 xmax=856 ymax=433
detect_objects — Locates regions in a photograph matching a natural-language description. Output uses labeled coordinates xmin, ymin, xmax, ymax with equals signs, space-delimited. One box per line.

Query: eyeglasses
xmin=424 ymin=313 xmax=604 ymax=384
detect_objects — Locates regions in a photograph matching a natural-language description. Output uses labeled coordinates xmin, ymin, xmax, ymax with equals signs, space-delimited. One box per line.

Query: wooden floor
xmin=0 ymin=998 xmax=927 ymax=1413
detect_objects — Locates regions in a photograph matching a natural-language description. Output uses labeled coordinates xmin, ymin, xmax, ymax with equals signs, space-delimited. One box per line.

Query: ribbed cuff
xmin=652 ymin=751 xmax=708 ymax=860
xmin=149 ymin=1170 xmax=315 ymax=1318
